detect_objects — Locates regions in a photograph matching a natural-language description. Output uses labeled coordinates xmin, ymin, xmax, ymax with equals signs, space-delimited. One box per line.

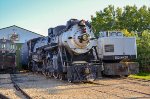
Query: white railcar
xmin=97 ymin=31 xmax=139 ymax=76
xmin=97 ymin=31 xmax=137 ymax=61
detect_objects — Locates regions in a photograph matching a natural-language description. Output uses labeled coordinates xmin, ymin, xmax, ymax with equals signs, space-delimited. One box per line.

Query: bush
xmin=136 ymin=30 xmax=150 ymax=72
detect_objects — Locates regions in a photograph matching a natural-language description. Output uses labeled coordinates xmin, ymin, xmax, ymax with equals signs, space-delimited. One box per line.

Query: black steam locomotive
xmin=21 ymin=19 xmax=103 ymax=82
xmin=0 ymin=38 xmax=16 ymax=73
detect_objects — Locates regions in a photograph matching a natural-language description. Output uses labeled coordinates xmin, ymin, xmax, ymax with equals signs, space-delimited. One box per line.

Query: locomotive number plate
xmin=115 ymin=56 xmax=128 ymax=59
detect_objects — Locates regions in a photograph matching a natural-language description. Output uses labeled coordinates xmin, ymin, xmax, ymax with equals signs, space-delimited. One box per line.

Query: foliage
xmin=121 ymin=29 xmax=137 ymax=37
xmin=136 ymin=30 xmax=150 ymax=71
xmin=91 ymin=5 xmax=150 ymax=35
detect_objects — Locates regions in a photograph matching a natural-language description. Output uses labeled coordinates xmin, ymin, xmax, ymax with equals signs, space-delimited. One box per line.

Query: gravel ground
xmin=0 ymin=74 xmax=21 ymax=99
xmin=0 ymin=73 xmax=150 ymax=99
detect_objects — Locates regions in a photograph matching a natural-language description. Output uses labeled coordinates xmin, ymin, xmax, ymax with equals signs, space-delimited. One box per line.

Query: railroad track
xmin=81 ymin=78 xmax=150 ymax=98
xmin=0 ymin=93 xmax=9 ymax=99
xmin=1 ymin=72 xmax=148 ymax=99
xmin=10 ymin=74 xmax=32 ymax=99
xmin=121 ymin=77 xmax=150 ymax=87
xmin=127 ymin=77 xmax=150 ymax=82
xmin=100 ymin=76 xmax=150 ymax=87
xmin=77 ymin=82 xmax=124 ymax=98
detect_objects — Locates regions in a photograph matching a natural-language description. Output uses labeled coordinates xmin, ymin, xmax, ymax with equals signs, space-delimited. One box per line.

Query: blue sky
xmin=0 ymin=0 xmax=149 ymax=36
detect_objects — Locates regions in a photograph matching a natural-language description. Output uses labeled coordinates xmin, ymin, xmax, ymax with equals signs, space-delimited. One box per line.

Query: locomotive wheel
xmin=59 ymin=74 xmax=65 ymax=80
xmin=42 ymin=71 xmax=45 ymax=75
xmin=45 ymin=72 xmax=48 ymax=76
xmin=48 ymin=72 xmax=53 ymax=78
xmin=67 ymin=72 xmax=73 ymax=82
xmin=67 ymin=78 xmax=73 ymax=83
xmin=53 ymin=72 xmax=59 ymax=79
xmin=43 ymin=73 xmax=47 ymax=77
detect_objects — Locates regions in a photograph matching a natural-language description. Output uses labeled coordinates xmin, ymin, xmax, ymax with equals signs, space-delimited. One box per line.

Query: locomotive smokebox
xmin=58 ymin=20 xmax=96 ymax=54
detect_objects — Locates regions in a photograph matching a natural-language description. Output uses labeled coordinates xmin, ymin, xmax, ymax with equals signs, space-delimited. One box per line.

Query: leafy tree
xmin=136 ymin=30 xmax=150 ymax=71
xmin=91 ymin=5 xmax=116 ymax=34
xmin=91 ymin=5 xmax=150 ymax=34
xmin=115 ymin=7 xmax=122 ymax=29
xmin=137 ymin=6 xmax=150 ymax=31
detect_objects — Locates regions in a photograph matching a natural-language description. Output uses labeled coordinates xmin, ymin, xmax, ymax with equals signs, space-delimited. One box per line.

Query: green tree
xmin=121 ymin=5 xmax=138 ymax=31
xmin=137 ymin=6 xmax=150 ymax=31
xmin=91 ymin=5 xmax=116 ymax=34
xmin=137 ymin=30 xmax=150 ymax=71
xmin=91 ymin=5 xmax=150 ymax=33
xmin=115 ymin=7 xmax=122 ymax=29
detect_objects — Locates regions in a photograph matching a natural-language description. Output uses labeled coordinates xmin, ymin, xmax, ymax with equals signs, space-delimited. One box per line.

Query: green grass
xmin=129 ymin=72 xmax=150 ymax=80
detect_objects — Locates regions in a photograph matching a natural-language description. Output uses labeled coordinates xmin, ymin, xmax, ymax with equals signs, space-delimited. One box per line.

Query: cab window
xmin=117 ymin=32 xmax=123 ymax=36
xmin=10 ymin=44 xmax=15 ymax=49
xmin=111 ymin=32 xmax=117 ymax=37
xmin=1 ymin=43 xmax=6 ymax=49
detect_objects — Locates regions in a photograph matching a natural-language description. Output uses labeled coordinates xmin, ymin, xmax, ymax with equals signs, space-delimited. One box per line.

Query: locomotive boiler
xmin=21 ymin=19 xmax=102 ymax=82
xmin=0 ymin=38 xmax=16 ymax=73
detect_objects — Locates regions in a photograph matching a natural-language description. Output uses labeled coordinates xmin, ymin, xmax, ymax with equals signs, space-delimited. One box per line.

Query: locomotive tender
xmin=97 ymin=31 xmax=139 ymax=76
xmin=21 ymin=19 xmax=102 ymax=82
xmin=0 ymin=38 xmax=16 ymax=73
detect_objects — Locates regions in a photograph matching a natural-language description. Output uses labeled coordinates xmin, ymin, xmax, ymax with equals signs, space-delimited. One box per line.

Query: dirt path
xmin=0 ymin=73 xmax=150 ymax=99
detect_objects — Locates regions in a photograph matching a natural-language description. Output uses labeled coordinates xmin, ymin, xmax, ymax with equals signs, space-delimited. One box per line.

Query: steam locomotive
xmin=21 ymin=19 xmax=103 ymax=82
xmin=0 ymin=38 xmax=16 ymax=73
